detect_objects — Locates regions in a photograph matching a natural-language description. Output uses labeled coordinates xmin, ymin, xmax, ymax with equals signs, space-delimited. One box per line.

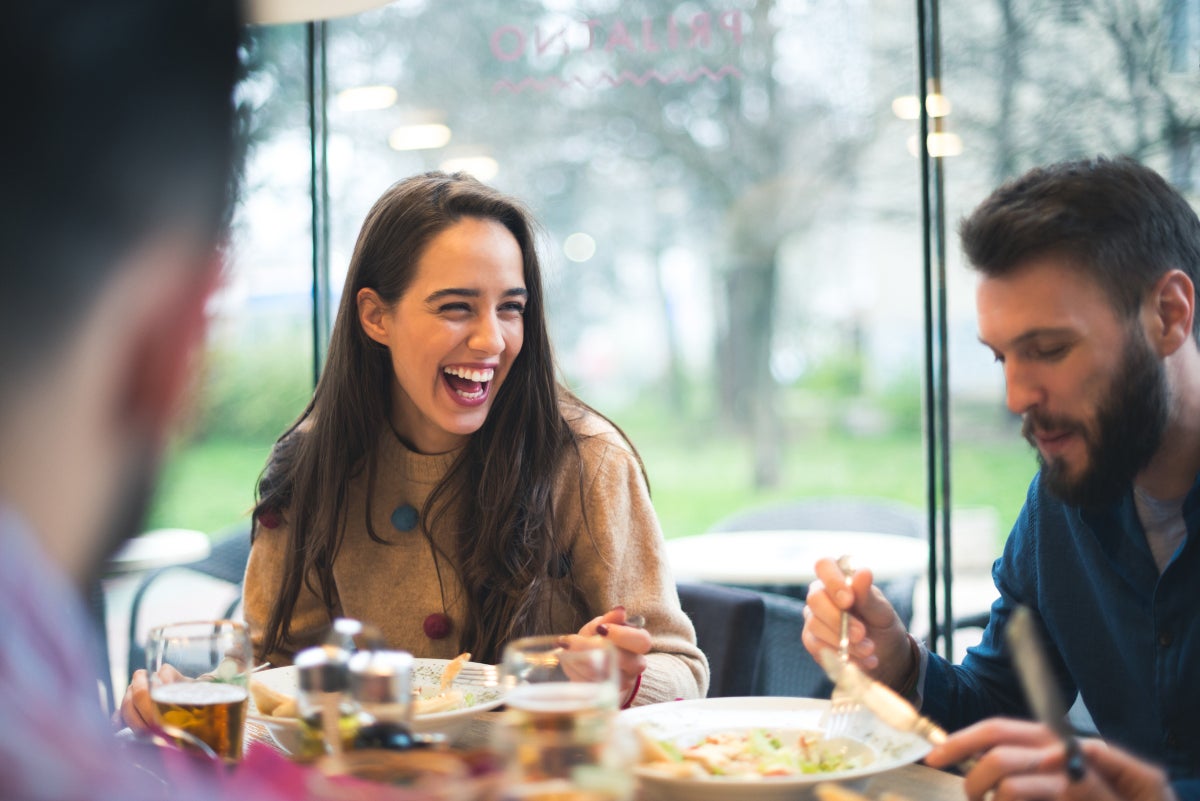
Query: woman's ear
xmin=357 ymin=287 xmax=390 ymax=345
xmin=1146 ymin=269 xmax=1195 ymax=356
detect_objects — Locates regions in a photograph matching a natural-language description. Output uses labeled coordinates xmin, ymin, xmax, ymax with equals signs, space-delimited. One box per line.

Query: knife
xmin=1005 ymin=605 xmax=1086 ymax=781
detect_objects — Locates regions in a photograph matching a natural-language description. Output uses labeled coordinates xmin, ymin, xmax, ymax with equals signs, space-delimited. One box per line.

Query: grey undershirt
xmin=1133 ymin=485 xmax=1188 ymax=574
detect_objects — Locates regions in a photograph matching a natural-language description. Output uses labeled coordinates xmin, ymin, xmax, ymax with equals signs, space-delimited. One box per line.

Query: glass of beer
xmin=146 ymin=619 xmax=253 ymax=762
xmin=495 ymin=635 xmax=633 ymax=801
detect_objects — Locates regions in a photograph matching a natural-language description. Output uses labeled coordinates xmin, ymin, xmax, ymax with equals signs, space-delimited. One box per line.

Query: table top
xmin=459 ymin=714 xmax=964 ymax=801
xmin=247 ymin=710 xmax=964 ymax=800
xmin=665 ymin=529 xmax=928 ymax=586
xmin=105 ymin=528 xmax=212 ymax=576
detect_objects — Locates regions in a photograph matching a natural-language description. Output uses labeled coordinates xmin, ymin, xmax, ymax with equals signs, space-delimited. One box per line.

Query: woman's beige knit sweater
xmin=243 ymin=405 xmax=709 ymax=705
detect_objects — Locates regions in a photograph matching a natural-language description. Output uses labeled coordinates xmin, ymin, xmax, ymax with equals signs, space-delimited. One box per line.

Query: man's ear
xmin=117 ymin=241 xmax=222 ymax=440
xmin=357 ymin=287 xmax=391 ymax=346
xmin=1146 ymin=269 xmax=1195 ymax=357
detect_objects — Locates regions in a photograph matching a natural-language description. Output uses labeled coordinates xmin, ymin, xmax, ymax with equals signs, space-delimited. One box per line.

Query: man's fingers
xmin=812 ymin=559 xmax=856 ymax=608
xmin=986 ymin=771 xmax=1070 ymax=801
xmin=926 ymin=718 xmax=1059 ymax=767
xmin=958 ymin=741 xmax=1066 ymax=801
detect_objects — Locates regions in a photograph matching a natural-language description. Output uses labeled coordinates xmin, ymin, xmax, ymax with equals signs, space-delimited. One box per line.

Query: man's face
xmin=977 ymin=258 xmax=1169 ymax=507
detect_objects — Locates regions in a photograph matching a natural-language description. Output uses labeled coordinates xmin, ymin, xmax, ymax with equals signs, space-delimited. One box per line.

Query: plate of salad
xmin=620 ymin=696 xmax=930 ymax=801
xmin=248 ymin=655 xmax=505 ymax=753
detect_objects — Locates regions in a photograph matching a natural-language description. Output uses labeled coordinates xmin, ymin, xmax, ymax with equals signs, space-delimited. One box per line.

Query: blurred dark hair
xmin=959 ymin=155 xmax=1200 ymax=338
xmin=0 ymin=0 xmax=242 ymax=406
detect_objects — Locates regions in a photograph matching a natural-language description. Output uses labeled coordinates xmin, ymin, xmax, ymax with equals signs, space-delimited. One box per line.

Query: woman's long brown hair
xmin=253 ymin=172 xmax=633 ymax=663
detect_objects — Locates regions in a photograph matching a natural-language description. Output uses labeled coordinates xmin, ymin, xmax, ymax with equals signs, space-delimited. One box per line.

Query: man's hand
xmin=800 ymin=557 xmax=913 ymax=689
xmin=925 ymin=718 xmax=1177 ymax=801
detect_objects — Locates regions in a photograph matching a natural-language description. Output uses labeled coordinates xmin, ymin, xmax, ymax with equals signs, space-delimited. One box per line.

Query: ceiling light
xmin=388 ymin=123 xmax=451 ymax=151
xmin=336 ymin=86 xmax=397 ymax=112
xmin=439 ymin=156 xmax=499 ymax=181
xmin=892 ymin=94 xmax=952 ymax=120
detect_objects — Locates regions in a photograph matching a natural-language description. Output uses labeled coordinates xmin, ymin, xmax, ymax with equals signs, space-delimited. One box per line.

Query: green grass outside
xmin=145 ymin=427 xmax=1036 ymax=550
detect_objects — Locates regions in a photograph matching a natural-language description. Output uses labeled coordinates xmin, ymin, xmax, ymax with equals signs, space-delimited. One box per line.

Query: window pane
xmin=324 ymin=1 xmax=926 ymax=540
xmin=144 ymin=25 xmax=315 ymax=534
xmin=942 ymin=0 xmax=1200 ymax=642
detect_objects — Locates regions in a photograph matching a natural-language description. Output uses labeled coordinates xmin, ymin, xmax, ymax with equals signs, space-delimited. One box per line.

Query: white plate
xmin=248 ymin=657 xmax=505 ymax=753
xmin=620 ymin=696 xmax=931 ymax=801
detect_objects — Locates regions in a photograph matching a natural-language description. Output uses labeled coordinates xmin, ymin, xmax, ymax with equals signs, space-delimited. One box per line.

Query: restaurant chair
xmin=125 ymin=522 xmax=252 ymax=683
xmin=706 ymin=496 xmax=926 ymax=628
xmin=676 ymin=581 xmax=765 ymax=697
xmin=753 ymin=590 xmax=833 ymax=698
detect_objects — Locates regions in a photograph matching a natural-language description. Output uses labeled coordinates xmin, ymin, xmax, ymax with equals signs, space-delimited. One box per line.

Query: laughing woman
xmin=242 ymin=172 xmax=706 ymax=706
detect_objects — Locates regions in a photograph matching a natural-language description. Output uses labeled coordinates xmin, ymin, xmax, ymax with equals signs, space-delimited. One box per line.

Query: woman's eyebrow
xmin=425 ymin=287 xmax=529 ymax=303
xmin=425 ymin=287 xmax=479 ymax=302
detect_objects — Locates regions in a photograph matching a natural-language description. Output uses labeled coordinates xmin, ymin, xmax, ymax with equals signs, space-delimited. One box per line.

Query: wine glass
xmin=495 ymin=635 xmax=633 ymax=800
xmin=145 ymin=619 xmax=254 ymax=762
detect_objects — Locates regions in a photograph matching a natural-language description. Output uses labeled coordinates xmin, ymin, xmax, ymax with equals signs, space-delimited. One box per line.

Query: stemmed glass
xmin=145 ymin=619 xmax=254 ymax=762
xmin=495 ymin=635 xmax=633 ymax=800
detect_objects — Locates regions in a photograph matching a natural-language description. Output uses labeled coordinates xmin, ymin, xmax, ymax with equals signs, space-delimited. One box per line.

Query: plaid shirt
xmin=0 ymin=505 xmax=431 ymax=801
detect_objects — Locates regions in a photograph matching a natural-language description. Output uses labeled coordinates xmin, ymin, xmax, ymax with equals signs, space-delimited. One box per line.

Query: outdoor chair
xmin=125 ymin=522 xmax=252 ymax=683
xmin=706 ymin=496 xmax=926 ymax=629
xmin=676 ymin=581 xmax=765 ymax=697
xmin=752 ymin=589 xmax=833 ymax=698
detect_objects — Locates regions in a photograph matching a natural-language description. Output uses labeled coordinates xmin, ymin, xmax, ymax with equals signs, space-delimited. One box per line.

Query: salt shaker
xmin=295 ymin=643 xmax=357 ymax=763
xmin=348 ymin=649 xmax=420 ymax=751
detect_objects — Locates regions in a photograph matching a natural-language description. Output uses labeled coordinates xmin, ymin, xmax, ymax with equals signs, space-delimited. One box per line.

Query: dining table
xmin=244 ymin=710 xmax=967 ymax=800
xmin=665 ymin=529 xmax=929 ymax=588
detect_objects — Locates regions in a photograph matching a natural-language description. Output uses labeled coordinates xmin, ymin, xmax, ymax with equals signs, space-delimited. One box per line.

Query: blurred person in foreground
xmin=0 ymin=2 xmax=421 ymax=799
xmin=802 ymin=157 xmax=1200 ymax=800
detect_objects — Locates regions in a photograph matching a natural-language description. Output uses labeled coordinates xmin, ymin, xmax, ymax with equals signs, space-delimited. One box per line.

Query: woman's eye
xmin=437 ymin=302 xmax=471 ymax=314
xmin=500 ymin=302 xmax=526 ymax=316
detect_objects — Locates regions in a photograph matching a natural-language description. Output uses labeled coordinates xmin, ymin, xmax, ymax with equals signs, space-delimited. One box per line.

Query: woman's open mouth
xmin=443 ymin=365 xmax=494 ymax=405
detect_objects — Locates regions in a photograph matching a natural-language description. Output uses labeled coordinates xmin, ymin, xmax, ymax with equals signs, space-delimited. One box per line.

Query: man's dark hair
xmin=0 ymin=0 xmax=242 ymax=406
xmin=959 ymin=155 xmax=1200 ymax=338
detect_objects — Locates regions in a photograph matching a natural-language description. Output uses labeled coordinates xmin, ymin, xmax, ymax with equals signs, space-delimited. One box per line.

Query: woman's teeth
xmin=443 ymin=366 xmax=494 ymax=382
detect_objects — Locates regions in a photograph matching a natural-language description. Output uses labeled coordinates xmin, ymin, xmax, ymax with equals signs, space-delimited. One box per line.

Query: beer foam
xmin=506 ymin=682 xmax=610 ymax=712
xmin=152 ymin=681 xmax=248 ymax=705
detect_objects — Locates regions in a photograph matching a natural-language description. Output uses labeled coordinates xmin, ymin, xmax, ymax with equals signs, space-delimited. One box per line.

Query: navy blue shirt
xmin=921 ymin=473 xmax=1200 ymax=797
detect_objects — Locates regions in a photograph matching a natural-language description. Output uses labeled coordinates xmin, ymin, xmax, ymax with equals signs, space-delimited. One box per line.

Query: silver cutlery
xmin=818 ymin=650 xmax=976 ymax=772
xmin=1005 ymin=605 xmax=1085 ymax=781
xmin=825 ymin=555 xmax=860 ymax=737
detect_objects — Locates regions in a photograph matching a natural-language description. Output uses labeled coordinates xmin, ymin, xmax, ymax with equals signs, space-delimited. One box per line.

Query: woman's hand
xmin=116 ymin=663 xmax=185 ymax=731
xmin=925 ymin=718 xmax=1177 ymax=801
xmin=563 ymin=606 xmax=651 ymax=704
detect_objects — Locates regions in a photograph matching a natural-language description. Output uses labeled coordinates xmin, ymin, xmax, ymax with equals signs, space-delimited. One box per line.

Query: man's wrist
xmin=893 ymin=633 xmax=922 ymax=699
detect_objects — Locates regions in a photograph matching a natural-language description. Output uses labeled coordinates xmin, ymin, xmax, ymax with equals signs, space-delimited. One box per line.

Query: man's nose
xmin=1003 ymin=363 xmax=1042 ymax=415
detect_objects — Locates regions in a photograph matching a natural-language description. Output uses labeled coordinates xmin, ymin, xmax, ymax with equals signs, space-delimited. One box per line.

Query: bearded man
xmin=802 ymin=156 xmax=1200 ymax=800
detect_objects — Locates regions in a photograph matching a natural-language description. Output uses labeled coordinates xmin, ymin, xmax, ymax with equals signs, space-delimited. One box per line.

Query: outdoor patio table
xmin=664 ymin=529 xmax=928 ymax=588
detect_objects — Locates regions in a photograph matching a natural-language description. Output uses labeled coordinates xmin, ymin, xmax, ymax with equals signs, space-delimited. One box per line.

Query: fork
xmin=825 ymin=554 xmax=860 ymax=738
xmin=452 ymin=662 xmax=500 ymax=687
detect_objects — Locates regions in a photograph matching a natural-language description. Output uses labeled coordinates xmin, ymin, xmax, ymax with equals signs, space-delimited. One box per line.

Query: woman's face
xmin=360 ymin=216 xmax=527 ymax=454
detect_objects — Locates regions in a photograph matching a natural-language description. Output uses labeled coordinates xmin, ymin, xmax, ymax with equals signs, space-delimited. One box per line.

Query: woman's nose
xmin=468 ymin=312 xmax=505 ymax=354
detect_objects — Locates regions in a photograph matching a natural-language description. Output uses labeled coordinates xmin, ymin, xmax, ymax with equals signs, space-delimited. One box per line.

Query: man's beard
xmin=1022 ymin=331 xmax=1170 ymax=508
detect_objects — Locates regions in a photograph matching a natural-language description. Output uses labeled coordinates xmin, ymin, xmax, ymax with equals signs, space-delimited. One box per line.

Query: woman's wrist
xmin=620 ymin=672 xmax=643 ymax=709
